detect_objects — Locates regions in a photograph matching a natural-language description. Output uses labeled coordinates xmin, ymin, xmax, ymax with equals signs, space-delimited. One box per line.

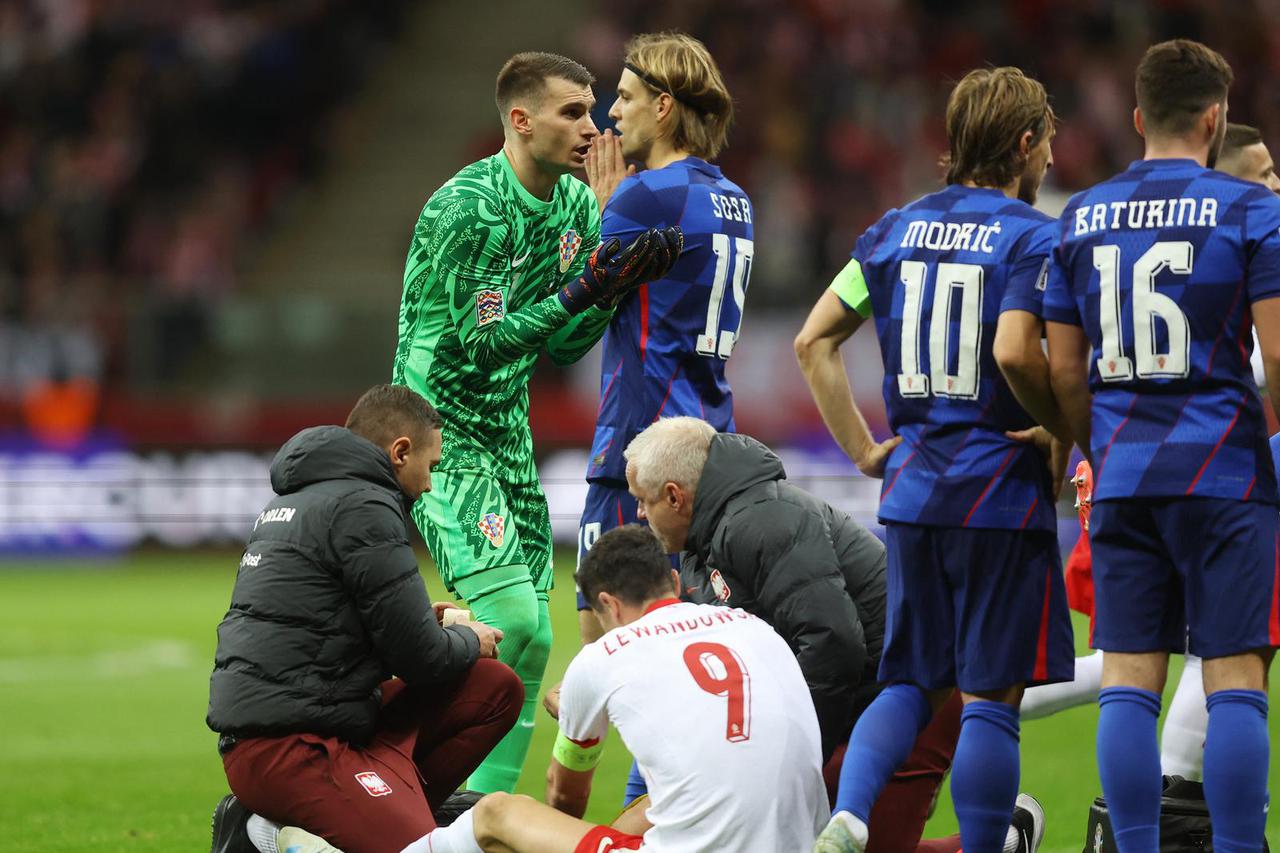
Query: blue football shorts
xmin=879 ymin=523 xmax=1075 ymax=692
xmin=1089 ymin=497 xmax=1280 ymax=658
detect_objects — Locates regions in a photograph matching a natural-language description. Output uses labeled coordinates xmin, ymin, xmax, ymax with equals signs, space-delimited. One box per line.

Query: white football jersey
xmin=558 ymin=600 xmax=827 ymax=853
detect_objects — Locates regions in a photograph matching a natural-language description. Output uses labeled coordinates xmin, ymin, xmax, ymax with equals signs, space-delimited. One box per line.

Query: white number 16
xmin=1093 ymin=241 xmax=1192 ymax=382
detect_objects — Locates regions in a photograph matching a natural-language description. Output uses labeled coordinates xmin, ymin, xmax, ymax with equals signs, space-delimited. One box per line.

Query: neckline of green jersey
xmin=497 ymin=150 xmax=555 ymax=212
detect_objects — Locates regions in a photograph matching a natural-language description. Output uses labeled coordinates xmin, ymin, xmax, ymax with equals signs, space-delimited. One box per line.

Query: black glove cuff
xmin=558 ymin=276 xmax=597 ymax=315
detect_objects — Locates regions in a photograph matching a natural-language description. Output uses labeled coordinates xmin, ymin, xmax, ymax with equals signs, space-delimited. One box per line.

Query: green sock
xmin=457 ymin=579 xmax=553 ymax=793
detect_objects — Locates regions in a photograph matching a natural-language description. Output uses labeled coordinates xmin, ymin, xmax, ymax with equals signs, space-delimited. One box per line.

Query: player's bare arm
xmin=585 ymin=128 xmax=636 ymax=213
xmin=1045 ymin=320 xmax=1093 ymax=460
xmin=545 ymin=755 xmax=594 ymax=818
xmin=995 ymin=309 xmax=1074 ymax=443
xmin=795 ymin=288 xmax=902 ymax=477
xmin=1251 ymin=296 xmax=1280 ymax=424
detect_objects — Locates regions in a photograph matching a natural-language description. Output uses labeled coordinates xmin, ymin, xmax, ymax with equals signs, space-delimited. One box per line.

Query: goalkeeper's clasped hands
xmin=558 ymin=226 xmax=685 ymax=314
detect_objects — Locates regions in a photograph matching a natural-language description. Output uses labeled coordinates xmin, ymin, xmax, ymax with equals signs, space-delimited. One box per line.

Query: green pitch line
xmin=0 ymin=550 xmax=1274 ymax=852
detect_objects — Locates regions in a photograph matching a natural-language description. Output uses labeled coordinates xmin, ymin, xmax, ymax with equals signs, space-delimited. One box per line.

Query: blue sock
xmin=950 ymin=701 xmax=1020 ymax=853
xmin=833 ymin=683 xmax=932 ymax=821
xmin=1203 ymin=690 xmax=1269 ymax=853
xmin=622 ymin=758 xmax=648 ymax=807
xmin=1097 ymin=686 xmax=1162 ymax=852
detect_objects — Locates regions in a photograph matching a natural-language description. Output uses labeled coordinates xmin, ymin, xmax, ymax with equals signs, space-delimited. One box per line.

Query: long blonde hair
xmin=624 ymin=32 xmax=734 ymax=160
xmin=942 ymin=67 xmax=1054 ymax=188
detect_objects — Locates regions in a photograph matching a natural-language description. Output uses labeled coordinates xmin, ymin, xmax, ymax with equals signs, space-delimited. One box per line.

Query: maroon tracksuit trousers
xmin=222 ymin=659 xmax=522 ymax=853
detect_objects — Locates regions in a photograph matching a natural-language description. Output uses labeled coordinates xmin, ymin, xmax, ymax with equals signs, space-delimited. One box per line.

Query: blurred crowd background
xmin=0 ymin=0 xmax=409 ymax=438
xmin=4 ymin=0 xmax=1279 ymax=549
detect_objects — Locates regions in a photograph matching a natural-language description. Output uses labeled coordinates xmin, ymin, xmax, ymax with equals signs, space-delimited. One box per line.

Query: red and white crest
xmin=478 ymin=512 xmax=506 ymax=548
xmin=354 ymin=771 xmax=392 ymax=797
xmin=559 ymin=229 xmax=582 ymax=273
xmin=709 ymin=568 xmax=731 ymax=602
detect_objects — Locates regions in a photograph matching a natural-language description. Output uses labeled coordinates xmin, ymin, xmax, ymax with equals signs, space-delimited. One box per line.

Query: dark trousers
xmin=824 ymin=692 xmax=965 ymax=853
xmin=223 ymin=659 xmax=523 ymax=853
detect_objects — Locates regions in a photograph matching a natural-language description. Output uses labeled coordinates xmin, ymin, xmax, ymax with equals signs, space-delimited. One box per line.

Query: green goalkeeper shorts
xmin=412 ymin=466 xmax=555 ymax=598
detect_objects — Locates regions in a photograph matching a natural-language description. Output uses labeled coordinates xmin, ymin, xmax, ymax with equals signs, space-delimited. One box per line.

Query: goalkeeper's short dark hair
xmin=345 ymin=384 xmax=441 ymax=447
xmin=576 ymin=525 xmax=673 ymax=611
xmin=495 ymin=52 xmax=594 ymax=125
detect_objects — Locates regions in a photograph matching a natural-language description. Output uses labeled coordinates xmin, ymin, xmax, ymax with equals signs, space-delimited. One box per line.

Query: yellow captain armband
xmin=829 ymin=258 xmax=872 ymax=319
xmin=553 ymin=731 xmax=605 ymax=772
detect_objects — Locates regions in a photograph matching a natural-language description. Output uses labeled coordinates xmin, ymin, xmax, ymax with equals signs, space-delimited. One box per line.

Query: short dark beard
xmin=1207 ymin=129 xmax=1226 ymax=169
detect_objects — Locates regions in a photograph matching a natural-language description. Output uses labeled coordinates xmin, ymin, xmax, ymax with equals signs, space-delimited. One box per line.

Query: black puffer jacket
xmin=207 ymin=426 xmax=479 ymax=743
xmin=681 ymin=433 xmax=887 ymax=759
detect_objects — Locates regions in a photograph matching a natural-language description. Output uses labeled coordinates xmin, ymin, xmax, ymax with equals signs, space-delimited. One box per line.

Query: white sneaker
xmin=813 ymin=810 xmax=868 ymax=853
xmin=276 ymin=826 xmax=344 ymax=853
xmin=1010 ymin=793 xmax=1046 ymax=853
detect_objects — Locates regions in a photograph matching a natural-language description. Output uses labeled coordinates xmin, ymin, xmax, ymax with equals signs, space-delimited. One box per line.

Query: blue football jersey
xmin=845 ymin=185 xmax=1057 ymax=531
xmin=1042 ymin=159 xmax=1280 ymax=504
xmin=587 ymin=157 xmax=753 ymax=482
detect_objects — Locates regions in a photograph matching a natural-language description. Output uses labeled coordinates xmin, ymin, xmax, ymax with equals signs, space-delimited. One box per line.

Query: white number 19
xmin=698 ymin=234 xmax=753 ymax=359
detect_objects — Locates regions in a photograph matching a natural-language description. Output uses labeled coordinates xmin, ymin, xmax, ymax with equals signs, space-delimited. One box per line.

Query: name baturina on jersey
xmin=899 ymin=219 xmax=1003 ymax=254
xmin=1073 ymin=197 xmax=1219 ymax=235
xmin=600 ymin=608 xmax=758 ymax=656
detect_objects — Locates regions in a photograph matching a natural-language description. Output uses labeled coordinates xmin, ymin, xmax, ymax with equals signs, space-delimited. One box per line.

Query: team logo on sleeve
xmin=478 ymin=512 xmax=506 ymax=548
xmin=709 ymin=568 xmax=731 ymax=602
xmin=559 ymin=228 xmax=582 ymax=273
xmin=354 ymin=771 xmax=392 ymax=797
xmin=476 ymin=289 xmax=505 ymax=326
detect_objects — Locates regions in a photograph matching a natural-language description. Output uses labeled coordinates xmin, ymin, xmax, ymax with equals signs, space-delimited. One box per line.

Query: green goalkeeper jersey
xmin=394 ymin=151 xmax=608 ymax=470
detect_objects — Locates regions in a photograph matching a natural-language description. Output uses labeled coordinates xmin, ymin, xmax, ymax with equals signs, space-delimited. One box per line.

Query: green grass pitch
xmin=0 ymin=550 xmax=1275 ymax=852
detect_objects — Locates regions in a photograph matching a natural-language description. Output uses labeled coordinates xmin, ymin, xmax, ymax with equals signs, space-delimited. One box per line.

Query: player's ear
xmin=1133 ymin=107 xmax=1146 ymax=139
xmin=597 ymin=591 xmax=623 ymax=623
xmin=388 ymin=436 xmax=412 ymax=469
xmin=1018 ymin=129 xmax=1033 ymax=157
xmin=655 ymin=92 xmax=675 ymax=125
xmin=669 ymin=568 xmax=681 ymax=597
xmin=1204 ymin=101 xmax=1223 ymax=141
xmin=508 ymin=105 xmax=534 ymax=137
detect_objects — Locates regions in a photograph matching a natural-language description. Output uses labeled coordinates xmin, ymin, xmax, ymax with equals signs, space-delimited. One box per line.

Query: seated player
xmin=618 ymin=416 xmax=1045 ymax=853
xmin=410 ymin=524 xmax=829 ymax=853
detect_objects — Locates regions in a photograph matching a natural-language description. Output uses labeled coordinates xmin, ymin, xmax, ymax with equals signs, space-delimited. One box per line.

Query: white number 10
xmin=1094 ymin=241 xmax=1192 ymax=382
xmin=897 ymin=260 xmax=985 ymax=399
xmin=698 ymin=234 xmax=753 ymax=359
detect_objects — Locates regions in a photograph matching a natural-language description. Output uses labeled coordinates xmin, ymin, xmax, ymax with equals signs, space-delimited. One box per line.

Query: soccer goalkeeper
xmin=393 ymin=51 xmax=681 ymax=793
